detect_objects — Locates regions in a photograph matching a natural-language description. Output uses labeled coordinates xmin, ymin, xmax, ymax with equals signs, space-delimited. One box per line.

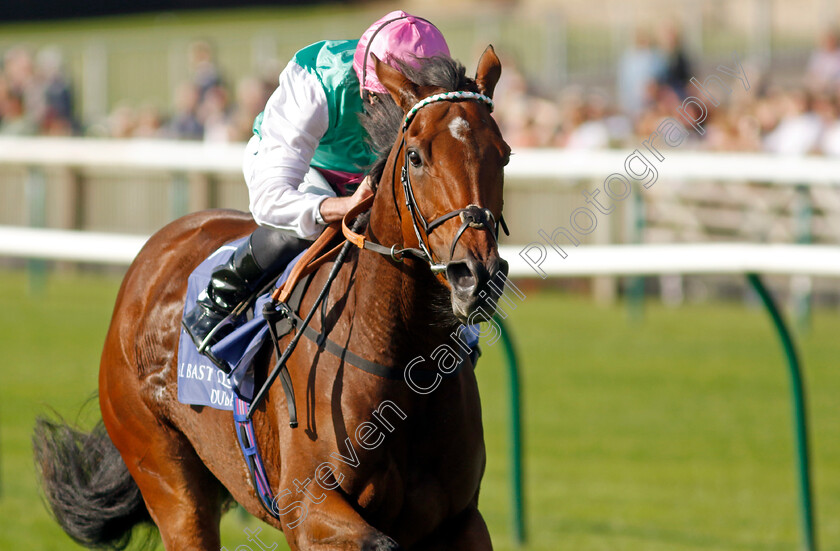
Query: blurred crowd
xmin=94 ymin=41 xmax=274 ymax=142
xmin=0 ymin=41 xmax=272 ymax=142
xmin=5 ymin=33 xmax=840 ymax=156
xmin=0 ymin=46 xmax=76 ymax=136
xmin=494 ymin=27 xmax=840 ymax=156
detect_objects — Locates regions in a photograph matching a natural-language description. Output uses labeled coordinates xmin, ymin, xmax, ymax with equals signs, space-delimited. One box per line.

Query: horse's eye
xmin=407 ymin=150 xmax=422 ymax=167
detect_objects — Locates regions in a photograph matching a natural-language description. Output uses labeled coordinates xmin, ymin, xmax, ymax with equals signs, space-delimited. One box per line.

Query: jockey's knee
xmin=250 ymin=226 xmax=308 ymax=273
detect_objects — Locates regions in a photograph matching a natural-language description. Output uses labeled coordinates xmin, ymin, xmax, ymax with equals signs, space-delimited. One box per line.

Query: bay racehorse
xmin=34 ymin=46 xmax=510 ymax=550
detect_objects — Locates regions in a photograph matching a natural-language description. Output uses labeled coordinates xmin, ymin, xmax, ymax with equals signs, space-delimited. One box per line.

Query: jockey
xmin=183 ymin=11 xmax=450 ymax=355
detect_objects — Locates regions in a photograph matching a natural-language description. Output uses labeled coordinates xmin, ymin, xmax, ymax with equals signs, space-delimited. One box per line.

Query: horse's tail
xmin=33 ymin=416 xmax=154 ymax=550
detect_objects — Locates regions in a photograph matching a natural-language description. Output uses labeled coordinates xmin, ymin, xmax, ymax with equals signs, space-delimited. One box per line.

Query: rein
xmin=343 ymin=91 xmax=508 ymax=273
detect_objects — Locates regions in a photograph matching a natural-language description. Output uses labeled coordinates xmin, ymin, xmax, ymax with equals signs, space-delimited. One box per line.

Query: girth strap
xmin=269 ymin=305 xmax=470 ymax=384
xmin=285 ymin=309 xmax=401 ymax=379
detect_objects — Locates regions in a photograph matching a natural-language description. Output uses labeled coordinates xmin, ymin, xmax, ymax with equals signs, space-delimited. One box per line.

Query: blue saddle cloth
xmin=177 ymin=239 xmax=481 ymax=411
xmin=177 ymin=238 xmax=306 ymax=410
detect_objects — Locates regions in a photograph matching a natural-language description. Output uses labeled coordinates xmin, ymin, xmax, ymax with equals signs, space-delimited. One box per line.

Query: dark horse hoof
xmin=362 ymin=535 xmax=402 ymax=551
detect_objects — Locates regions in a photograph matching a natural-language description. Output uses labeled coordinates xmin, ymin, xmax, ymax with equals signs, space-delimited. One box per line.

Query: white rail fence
xmin=2 ymin=136 xmax=840 ymax=182
xmin=3 ymin=136 xmax=840 ymax=276
xmin=4 ymin=225 xmax=840 ymax=281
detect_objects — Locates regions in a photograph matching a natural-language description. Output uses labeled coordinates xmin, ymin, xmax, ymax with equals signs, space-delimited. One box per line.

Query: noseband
xmin=343 ymin=90 xmax=509 ymax=274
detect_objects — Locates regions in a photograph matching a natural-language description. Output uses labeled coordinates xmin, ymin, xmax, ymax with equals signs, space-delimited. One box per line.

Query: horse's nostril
xmin=446 ymin=261 xmax=477 ymax=294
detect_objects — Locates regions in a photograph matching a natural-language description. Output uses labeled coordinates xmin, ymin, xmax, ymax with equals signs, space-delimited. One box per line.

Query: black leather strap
xmin=269 ymin=296 xmax=468 ymax=384
xmin=260 ymin=272 xmax=314 ymax=428
xmin=285 ymin=308 xmax=469 ymax=384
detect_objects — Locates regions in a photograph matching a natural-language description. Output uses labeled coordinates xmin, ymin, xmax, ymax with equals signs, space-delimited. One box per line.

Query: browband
xmin=403 ymin=91 xmax=494 ymax=129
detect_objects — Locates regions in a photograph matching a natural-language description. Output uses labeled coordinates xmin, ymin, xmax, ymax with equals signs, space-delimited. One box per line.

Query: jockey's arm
xmin=246 ymin=60 xmax=350 ymax=239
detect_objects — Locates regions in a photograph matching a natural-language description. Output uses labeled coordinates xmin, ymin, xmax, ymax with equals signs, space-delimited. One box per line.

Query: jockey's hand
xmin=352 ymin=175 xmax=374 ymax=204
xmin=318 ymin=175 xmax=374 ymax=224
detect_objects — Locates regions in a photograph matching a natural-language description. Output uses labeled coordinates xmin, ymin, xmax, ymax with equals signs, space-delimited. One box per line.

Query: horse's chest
xmin=354 ymin=390 xmax=486 ymax=536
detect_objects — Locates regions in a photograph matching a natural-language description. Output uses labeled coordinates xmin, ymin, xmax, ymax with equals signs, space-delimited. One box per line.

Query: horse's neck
xmin=344 ymin=191 xmax=455 ymax=366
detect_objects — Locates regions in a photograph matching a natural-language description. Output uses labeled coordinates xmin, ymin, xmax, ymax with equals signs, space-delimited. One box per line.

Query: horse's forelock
xmin=396 ymin=55 xmax=474 ymax=93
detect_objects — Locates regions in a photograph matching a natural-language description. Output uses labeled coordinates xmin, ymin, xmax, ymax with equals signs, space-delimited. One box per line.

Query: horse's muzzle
xmin=446 ymin=255 xmax=510 ymax=323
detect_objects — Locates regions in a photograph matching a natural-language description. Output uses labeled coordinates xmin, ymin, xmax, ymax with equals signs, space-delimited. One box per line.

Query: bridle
xmin=343 ymin=90 xmax=509 ymax=274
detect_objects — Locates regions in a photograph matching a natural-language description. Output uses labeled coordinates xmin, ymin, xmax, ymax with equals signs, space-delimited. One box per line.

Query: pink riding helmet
xmin=354 ymin=10 xmax=450 ymax=98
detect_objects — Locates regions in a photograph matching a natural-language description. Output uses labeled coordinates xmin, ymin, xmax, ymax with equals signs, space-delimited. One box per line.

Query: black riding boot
xmin=182 ymin=227 xmax=308 ymax=356
xmin=182 ymin=236 xmax=265 ymax=354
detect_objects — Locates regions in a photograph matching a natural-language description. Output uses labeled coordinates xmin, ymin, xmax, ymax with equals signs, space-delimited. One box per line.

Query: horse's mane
xmin=360 ymin=56 xmax=478 ymax=189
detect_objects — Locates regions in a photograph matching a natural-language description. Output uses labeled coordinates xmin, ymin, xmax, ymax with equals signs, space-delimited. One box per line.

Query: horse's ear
xmin=475 ymin=45 xmax=502 ymax=99
xmin=372 ymin=54 xmax=419 ymax=112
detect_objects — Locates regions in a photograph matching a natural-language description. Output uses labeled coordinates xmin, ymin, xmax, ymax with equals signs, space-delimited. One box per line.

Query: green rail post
xmin=626 ymin=187 xmax=645 ymax=320
xmin=793 ymin=185 xmax=813 ymax=332
xmin=171 ymin=172 xmax=190 ymax=220
xmin=747 ymin=274 xmax=816 ymax=551
xmin=494 ymin=315 xmax=526 ymax=545
xmin=26 ymin=167 xmax=47 ymax=294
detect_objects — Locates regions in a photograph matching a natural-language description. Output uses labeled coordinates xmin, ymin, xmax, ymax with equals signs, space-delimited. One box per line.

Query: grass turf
xmin=0 ymin=269 xmax=838 ymax=550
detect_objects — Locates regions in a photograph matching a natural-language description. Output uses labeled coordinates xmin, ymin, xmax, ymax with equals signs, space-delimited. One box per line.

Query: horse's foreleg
xmin=411 ymin=506 xmax=492 ymax=551
xmin=283 ymin=491 xmax=401 ymax=551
